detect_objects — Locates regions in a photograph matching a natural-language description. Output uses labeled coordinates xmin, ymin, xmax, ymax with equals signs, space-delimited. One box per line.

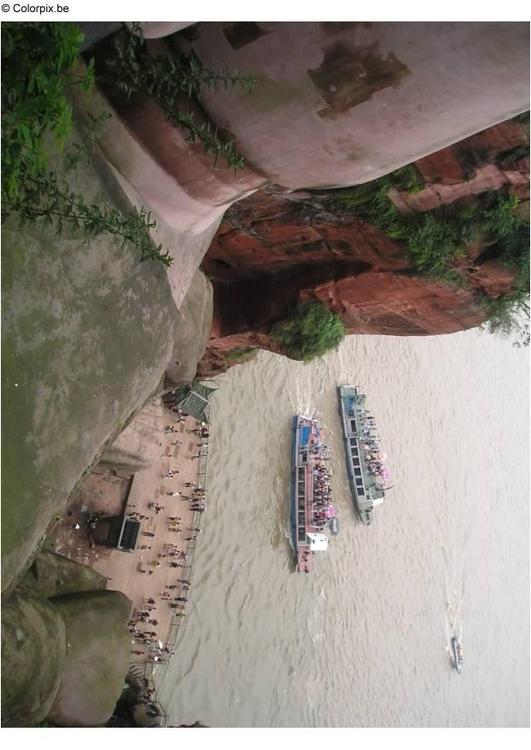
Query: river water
xmin=157 ymin=329 xmax=529 ymax=727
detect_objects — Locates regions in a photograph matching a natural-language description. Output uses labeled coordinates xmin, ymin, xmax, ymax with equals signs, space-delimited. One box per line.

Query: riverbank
xmin=48 ymin=397 xmax=210 ymax=677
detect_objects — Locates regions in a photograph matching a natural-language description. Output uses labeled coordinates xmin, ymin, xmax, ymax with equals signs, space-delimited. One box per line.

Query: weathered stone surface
xmin=17 ymin=552 xmax=107 ymax=600
xmin=99 ymin=447 xmax=152 ymax=472
xmin=47 ymin=590 xmax=131 ymax=727
xmin=165 ymin=270 xmax=214 ymax=385
xmin=180 ymin=22 xmax=529 ymax=189
xmin=1 ymin=594 xmax=66 ymax=727
xmin=72 ymin=55 xmax=264 ymax=239
xmin=201 ymin=187 xmax=507 ymax=340
xmin=198 ymin=119 xmax=528 ymax=373
xmin=1 ymin=131 xmax=178 ymax=593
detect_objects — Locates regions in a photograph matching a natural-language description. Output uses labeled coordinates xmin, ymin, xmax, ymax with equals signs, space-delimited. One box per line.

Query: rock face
xmin=17 ymin=552 xmax=108 ymax=601
xmin=1 ymin=124 xmax=216 ymax=593
xmin=1 ymin=553 xmax=133 ymax=728
xmin=0 ymin=143 xmax=177 ymax=592
xmin=1 ymin=595 xmax=66 ymax=727
xmin=165 ymin=269 xmax=214 ymax=386
xmin=180 ymin=22 xmax=529 ymax=188
xmin=84 ymin=22 xmax=528 ymax=237
xmin=47 ymin=590 xmax=131 ymax=727
xmin=198 ymin=118 xmax=528 ymax=374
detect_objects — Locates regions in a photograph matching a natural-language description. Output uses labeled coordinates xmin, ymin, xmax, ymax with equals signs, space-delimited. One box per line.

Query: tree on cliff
xmin=270 ymin=301 xmax=345 ymax=362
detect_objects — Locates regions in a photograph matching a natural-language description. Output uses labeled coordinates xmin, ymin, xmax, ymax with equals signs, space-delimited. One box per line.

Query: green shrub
xmin=327 ymin=171 xmax=529 ymax=344
xmin=1 ymin=22 xmax=92 ymax=201
xmin=478 ymin=192 xmax=529 ymax=291
xmin=222 ymin=347 xmax=258 ymax=364
xmin=481 ymin=291 xmax=529 ymax=348
xmin=329 ymin=175 xmax=472 ymax=283
xmin=387 ymin=165 xmax=424 ymax=193
xmin=270 ymin=301 xmax=345 ymax=362
xmin=1 ymin=22 xmax=171 ymax=266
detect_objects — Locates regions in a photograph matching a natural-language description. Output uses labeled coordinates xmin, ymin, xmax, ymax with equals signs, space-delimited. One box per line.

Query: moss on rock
xmin=47 ymin=590 xmax=131 ymax=727
xmin=1 ymin=594 xmax=66 ymax=727
xmin=17 ymin=551 xmax=108 ymax=600
xmin=1 ymin=135 xmax=180 ymax=593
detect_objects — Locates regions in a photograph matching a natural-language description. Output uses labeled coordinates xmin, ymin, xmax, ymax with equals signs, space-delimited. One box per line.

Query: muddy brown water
xmin=157 ymin=329 xmax=529 ymax=726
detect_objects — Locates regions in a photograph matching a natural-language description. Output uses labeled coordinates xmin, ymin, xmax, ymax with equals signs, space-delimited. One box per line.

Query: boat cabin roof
xmin=307 ymin=532 xmax=329 ymax=552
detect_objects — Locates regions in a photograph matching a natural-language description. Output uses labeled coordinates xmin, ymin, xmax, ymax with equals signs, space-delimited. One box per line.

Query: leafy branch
xmin=4 ymin=171 xmax=172 ymax=266
xmin=104 ymin=24 xmax=255 ymax=171
xmin=325 ymin=169 xmax=529 ymax=344
xmin=2 ymin=22 xmax=172 ymax=267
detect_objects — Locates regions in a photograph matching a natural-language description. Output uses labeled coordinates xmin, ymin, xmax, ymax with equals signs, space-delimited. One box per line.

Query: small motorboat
xmin=450 ymin=637 xmax=463 ymax=673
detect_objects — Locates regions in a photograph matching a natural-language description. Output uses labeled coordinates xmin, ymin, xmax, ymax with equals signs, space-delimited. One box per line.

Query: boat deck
xmin=338 ymin=385 xmax=386 ymax=525
xmin=291 ymin=415 xmax=330 ymax=572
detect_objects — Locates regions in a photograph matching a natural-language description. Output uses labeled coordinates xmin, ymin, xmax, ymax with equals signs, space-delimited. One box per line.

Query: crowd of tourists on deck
xmin=357 ymin=407 xmax=391 ymax=489
xmin=312 ymin=461 xmax=333 ymax=531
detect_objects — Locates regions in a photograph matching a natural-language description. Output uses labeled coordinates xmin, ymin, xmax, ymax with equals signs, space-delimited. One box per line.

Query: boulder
xmin=1 ymin=594 xmax=66 ymax=727
xmin=48 ymin=591 xmax=131 ymax=727
xmin=17 ymin=552 xmax=108 ymax=600
xmin=47 ymin=590 xmax=132 ymax=727
xmin=165 ymin=270 xmax=214 ymax=385
xmin=1 ymin=126 xmax=178 ymax=592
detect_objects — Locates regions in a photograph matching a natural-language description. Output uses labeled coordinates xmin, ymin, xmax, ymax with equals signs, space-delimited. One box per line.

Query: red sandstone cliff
xmin=197 ymin=118 xmax=529 ymax=376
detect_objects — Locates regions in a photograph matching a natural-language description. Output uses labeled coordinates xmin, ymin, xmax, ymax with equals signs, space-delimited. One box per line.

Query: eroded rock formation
xmin=181 ymin=22 xmax=529 ymax=188
xmin=1 ymin=553 xmax=130 ymax=728
xmin=198 ymin=118 xmax=529 ymax=376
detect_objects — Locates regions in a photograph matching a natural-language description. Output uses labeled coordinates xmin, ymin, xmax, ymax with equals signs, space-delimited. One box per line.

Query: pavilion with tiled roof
xmin=169 ymin=382 xmax=217 ymax=423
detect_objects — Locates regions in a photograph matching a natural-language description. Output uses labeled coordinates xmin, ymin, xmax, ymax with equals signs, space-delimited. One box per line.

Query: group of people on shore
xmin=130 ymin=407 xmax=210 ymax=664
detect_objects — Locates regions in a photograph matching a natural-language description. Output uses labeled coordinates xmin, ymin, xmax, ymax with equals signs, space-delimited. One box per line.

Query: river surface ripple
xmin=158 ymin=329 xmax=529 ymax=727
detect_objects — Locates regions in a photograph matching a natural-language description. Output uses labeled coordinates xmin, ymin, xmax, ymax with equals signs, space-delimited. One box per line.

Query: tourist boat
xmin=290 ymin=415 xmax=337 ymax=573
xmin=337 ymin=385 xmax=391 ymax=525
xmin=450 ymin=637 xmax=463 ymax=674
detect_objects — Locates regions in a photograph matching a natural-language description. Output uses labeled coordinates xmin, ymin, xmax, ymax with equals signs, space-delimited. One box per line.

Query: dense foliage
xmin=104 ymin=24 xmax=256 ymax=170
xmin=328 ymin=168 xmax=473 ymax=285
xmin=1 ymin=23 xmax=92 ymax=201
xmin=1 ymin=22 xmax=172 ymax=266
xmin=1 ymin=23 xmax=256 ymax=266
xmin=327 ymin=168 xmax=530 ymax=345
xmin=270 ymin=301 xmax=345 ymax=362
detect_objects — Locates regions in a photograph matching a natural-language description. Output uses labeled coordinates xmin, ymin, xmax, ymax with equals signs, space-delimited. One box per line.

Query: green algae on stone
xmin=47 ymin=590 xmax=131 ymax=727
xmin=17 ymin=551 xmax=108 ymax=600
xmin=1 ymin=128 xmax=179 ymax=593
xmin=1 ymin=595 xmax=66 ymax=727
